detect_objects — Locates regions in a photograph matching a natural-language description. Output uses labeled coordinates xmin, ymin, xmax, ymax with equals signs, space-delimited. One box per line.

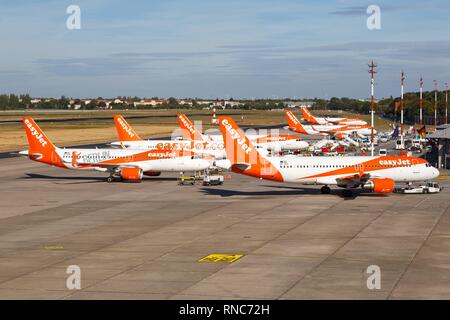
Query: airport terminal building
xmin=428 ymin=124 xmax=450 ymax=169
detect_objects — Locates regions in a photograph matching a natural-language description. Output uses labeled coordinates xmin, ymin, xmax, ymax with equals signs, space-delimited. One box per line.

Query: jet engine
xmin=120 ymin=167 xmax=143 ymax=182
xmin=361 ymin=178 xmax=395 ymax=193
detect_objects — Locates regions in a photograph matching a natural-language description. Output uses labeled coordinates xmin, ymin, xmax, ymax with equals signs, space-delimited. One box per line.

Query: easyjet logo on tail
xmin=24 ymin=119 xmax=47 ymax=148
xmin=301 ymin=106 xmax=316 ymax=123
xmin=178 ymin=114 xmax=196 ymax=135
xmin=301 ymin=106 xmax=311 ymax=116
xmin=286 ymin=111 xmax=300 ymax=126
xmin=117 ymin=117 xmax=135 ymax=138
xmin=221 ymin=118 xmax=252 ymax=154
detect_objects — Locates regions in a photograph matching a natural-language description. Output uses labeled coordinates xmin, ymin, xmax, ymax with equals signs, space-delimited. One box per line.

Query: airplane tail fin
xmin=22 ymin=117 xmax=64 ymax=167
xmin=284 ymin=109 xmax=310 ymax=135
xmin=218 ymin=116 xmax=283 ymax=181
xmin=177 ymin=114 xmax=204 ymax=141
xmin=114 ymin=115 xmax=142 ymax=142
xmin=301 ymin=105 xmax=320 ymax=125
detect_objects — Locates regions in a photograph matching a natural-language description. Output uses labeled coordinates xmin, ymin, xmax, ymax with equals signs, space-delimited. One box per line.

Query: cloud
xmin=330 ymin=6 xmax=367 ymax=16
xmin=34 ymin=53 xmax=186 ymax=77
xmin=330 ymin=4 xmax=402 ymax=16
xmin=2 ymin=0 xmax=449 ymax=98
xmin=32 ymin=39 xmax=450 ymax=81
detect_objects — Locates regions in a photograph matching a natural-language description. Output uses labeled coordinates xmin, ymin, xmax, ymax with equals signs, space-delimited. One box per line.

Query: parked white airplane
xmin=20 ymin=117 xmax=209 ymax=182
xmin=177 ymin=114 xmax=309 ymax=152
xmin=285 ymin=110 xmax=374 ymax=137
xmin=110 ymin=115 xmax=227 ymax=159
xmin=301 ymin=105 xmax=367 ymax=125
xmin=218 ymin=116 xmax=439 ymax=196
xmin=111 ymin=115 xmax=309 ymax=157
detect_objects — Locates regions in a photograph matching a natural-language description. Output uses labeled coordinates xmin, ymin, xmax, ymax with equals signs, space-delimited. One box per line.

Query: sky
xmin=0 ymin=0 xmax=449 ymax=99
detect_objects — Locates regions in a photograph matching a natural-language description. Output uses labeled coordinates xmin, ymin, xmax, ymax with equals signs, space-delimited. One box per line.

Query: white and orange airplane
xmin=285 ymin=109 xmax=373 ymax=138
xmin=111 ymin=115 xmax=227 ymax=159
xmin=19 ymin=117 xmax=210 ymax=182
xmin=218 ymin=116 xmax=439 ymax=196
xmin=177 ymin=114 xmax=309 ymax=152
xmin=301 ymin=105 xmax=367 ymax=126
xmin=110 ymin=114 xmax=309 ymax=156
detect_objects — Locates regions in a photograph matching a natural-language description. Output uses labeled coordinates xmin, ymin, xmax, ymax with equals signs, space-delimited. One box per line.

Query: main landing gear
xmin=321 ymin=186 xmax=331 ymax=194
xmin=107 ymin=174 xmax=122 ymax=183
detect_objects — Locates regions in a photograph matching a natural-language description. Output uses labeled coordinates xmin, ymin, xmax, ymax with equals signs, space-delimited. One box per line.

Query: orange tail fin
xmin=285 ymin=110 xmax=309 ymax=134
xmin=301 ymin=106 xmax=319 ymax=124
xmin=22 ymin=117 xmax=64 ymax=167
xmin=177 ymin=114 xmax=204 ymax=141
xmin=218 ymin=116 xmax=283 ymax=182
xmin=114 ymin=115 xmax=142 ymax=142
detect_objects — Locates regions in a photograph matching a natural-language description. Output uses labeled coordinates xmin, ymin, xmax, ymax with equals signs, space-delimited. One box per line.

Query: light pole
xmin=445 ymin=82 xmax=448 ymax=126
xmin=434 ymin=80 xmax=438 ymax=130
xmin=419 ymin=77 xmax=423 ymax=127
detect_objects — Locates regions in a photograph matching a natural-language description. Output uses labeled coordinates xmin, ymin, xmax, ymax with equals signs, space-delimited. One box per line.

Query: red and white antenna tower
xmin=400 ymin=70 xmax=405 ymax=146
xmin=368 ymin=61 xmax=377 ymax=156
xmin=211 ymin=107 xmax=218 ymax=124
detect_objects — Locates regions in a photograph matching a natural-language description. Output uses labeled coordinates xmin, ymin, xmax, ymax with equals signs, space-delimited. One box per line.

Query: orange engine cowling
xmin=372 ymin=178 xmax=395 ymax=193
xmin=120 ymin=167 xmax=143 ymax=182
xmin=143 ymin=171 xmax=161 ymax=177
xmin=335 ymin=132 xmax=345 ymax=140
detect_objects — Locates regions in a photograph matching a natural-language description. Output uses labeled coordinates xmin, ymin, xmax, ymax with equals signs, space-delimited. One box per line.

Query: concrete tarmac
xmin=0 ymin=156 xmax=449 ymax=299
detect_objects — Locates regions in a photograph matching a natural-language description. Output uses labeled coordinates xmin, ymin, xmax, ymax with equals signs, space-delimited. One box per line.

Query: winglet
xmin=177 ymin=114 xmax=204 ymax=141
xmin=114 ymin=115 xmax=142 ymax=142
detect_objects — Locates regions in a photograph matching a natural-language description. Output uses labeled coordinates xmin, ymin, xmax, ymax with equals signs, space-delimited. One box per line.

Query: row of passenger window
xmin=279 ymin=164 xmax=412 ymax=169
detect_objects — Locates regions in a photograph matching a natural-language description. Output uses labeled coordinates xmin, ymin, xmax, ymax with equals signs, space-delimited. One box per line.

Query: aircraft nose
xmin=432 ymin=167 xmax=440 ymax=179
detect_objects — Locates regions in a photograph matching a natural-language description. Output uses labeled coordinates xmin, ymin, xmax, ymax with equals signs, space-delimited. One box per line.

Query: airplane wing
xmin=61 ymin=158 xmax=141 ymax=170
xmin=336 ymin=173 xmax=371 ymax=188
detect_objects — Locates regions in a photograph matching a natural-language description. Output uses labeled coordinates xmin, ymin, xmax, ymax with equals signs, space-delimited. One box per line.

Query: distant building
xmin=133 ymin=99 xmax=166 ymax=107
xmin=196 ymin=100 xmax=213 ymax=106
xmin=179 ymin=100 xmax=193 ymax=107
xmin=224 ymin=101 xmax=242 ymax=108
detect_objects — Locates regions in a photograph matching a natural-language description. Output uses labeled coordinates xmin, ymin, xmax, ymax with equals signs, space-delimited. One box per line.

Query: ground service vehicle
xmin=398 ymin=182 xmax=442 ymax=194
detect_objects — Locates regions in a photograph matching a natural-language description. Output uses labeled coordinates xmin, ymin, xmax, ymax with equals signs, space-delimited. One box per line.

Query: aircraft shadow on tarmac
xmin=21 ymin=173 xmax=178 ymax=184
xmin=200 ymin=185 xmax=388 ymax=200
xmin=199 ymin=187 xmax=309 ymax=197
xmin=261 ymin=184 xmax=389 ymax=199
